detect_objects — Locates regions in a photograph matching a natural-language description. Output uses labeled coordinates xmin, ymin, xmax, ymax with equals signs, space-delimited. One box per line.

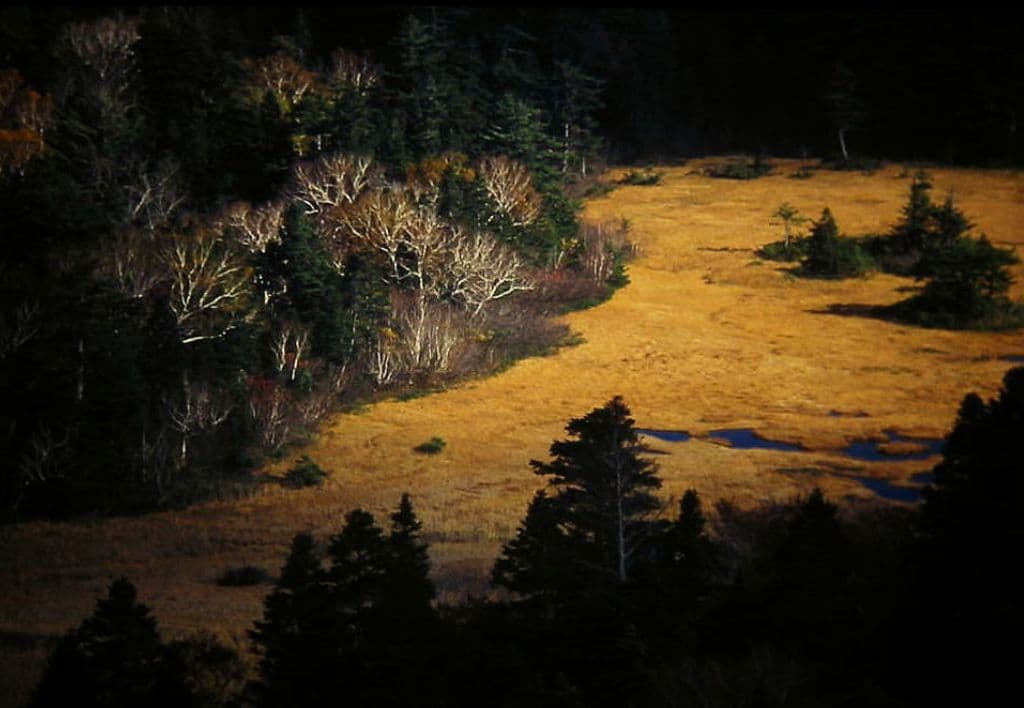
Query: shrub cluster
xmin=704 ymin=157 xmax=773 ymax=180
xmin=283 ymin=456 xmax=330 ymax=488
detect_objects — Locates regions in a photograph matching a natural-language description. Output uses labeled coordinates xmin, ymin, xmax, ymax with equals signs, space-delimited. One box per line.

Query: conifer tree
xmin=249 ymin=533 xmax=331 ymax=708
xmin=893 ymin=172 xmax=935 ymax=251
xmin=383 ymin=492 xmax=435 ymax=611
xmin=804 ymin=207 xmax=841 ymax=274
xmin=549 ymin=60 xmax=604 ymax=177
xmin=492 ymin=489 xmax=576 ymax=598
xmin=495 ymin=396 xmax=663 ymax=594
xmin=30 ymin=578 xmax=166 ymax=708
xmin=802 ymin=207 xmax=871 ymax=277
xmin=661 ymin=489 xmax=715 ymax=596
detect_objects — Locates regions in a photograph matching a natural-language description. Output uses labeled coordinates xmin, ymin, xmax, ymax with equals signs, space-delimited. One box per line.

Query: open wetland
xmin=2 ymin=159 xmax=1022 ymax=705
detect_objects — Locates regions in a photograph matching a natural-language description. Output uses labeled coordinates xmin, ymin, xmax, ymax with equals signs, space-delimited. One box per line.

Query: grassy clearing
xmin=2 ymin=158 xmax=1022 ymax=706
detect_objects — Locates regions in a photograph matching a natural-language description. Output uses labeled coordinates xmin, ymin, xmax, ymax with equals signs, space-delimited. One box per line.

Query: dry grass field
xmin=1 ymin=158 xmax=1022 ymax=706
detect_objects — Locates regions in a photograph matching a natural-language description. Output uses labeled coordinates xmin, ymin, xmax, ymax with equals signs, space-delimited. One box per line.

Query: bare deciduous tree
xmin=367 ymin=325 xmax=399 ymax=387
xmin=579 ymin=220 xmax=630 ymax=282
xmin=443 ymin=228 xmax=533 ymax=316
xmin=291 ymin=153 xmax=377 ymax=216
xmin=477 ymin=155 xmax=542 ymax=227
xmin=0 ymin=299 xmax=40 ymax=360
xmin=328 ymin=49 xmax=380 ymax=95
xmin=106 ymin=229 xmax=161 ymax=299
xmin=159 ymin=228 xmax=255 ymax=344
xmin=340 ymin=188 xmax=417 ymax=282
xmin=248 ymin=51 xmax=316 ymax=115
xmin=270 ymin=320 xmax=311 ymax=382
xmin=17 ymin=425 xmax=71 ymax=487
xmin=164 ymin=373 xmax=233 ymax=466
xmin=218 ymin=199 xmax=285 ymax=254
xmin=61 ymin=15 xmax=141 ymax=94
xmin=121 ymin=159 xmax=187 ymax=232
xmin=247 ymin=377 xmax=292 ymax=452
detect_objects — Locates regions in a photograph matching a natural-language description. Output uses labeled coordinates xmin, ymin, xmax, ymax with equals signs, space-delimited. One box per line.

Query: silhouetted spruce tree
xmin=382 ymin=492 xmax=435 ymax=611
xmin=29 ymin=578 xmax=166 ymax=708
xmin=491 ymin=489 xmax=577 ymax=598
xmin=494 ymin=396 xmax=663 ymax=595
xmin=249 ymin=533 xmax=331 ymax=708
xmin=922 ymin=366 xmax=1024 ymax=552
xmin=661 ymin=489 xmax=716 ymax=597
xmin=897 ymin=368 xmax=1024 ymax=705
xmin=359 ymin=494 xmax=443 ymax=708
xmin=319 ymin=509 xmax=391 ymax=704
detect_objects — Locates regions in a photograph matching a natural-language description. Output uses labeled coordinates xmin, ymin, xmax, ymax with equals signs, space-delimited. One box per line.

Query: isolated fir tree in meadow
xmin=892 ymin=172 xmax=935 ymax=251
xmin=494 ymin=396 xmax=663 ymax=595
xmin=803 ymin=207 xmax=842 ymax=274
xmin=802 ymin=207 xmax=871 ymax=277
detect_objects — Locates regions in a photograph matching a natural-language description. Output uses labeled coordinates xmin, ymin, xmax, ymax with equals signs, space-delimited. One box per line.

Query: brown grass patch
xmin=2 ymin=158 xmax=1022 ymax=705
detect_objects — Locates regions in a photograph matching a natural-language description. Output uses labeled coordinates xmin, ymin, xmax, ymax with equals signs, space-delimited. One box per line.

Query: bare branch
xmin=159 ymin=228 xmax=255 ymax=344
xmin=249 ymin=52 xmax=316 ymax=114
xmin=478 ymin=155 xmax=542 ymax=227
xmin=218 ymin=199 xmax=284 ymax=253
xmin=291 ymin=152 xmax=378 ymax=216
xmin=105 ymin=228 xmax=162 ymax=299
xmin=339 ymin=187 xmax=417 ymax=282
xmin=443 ymin=228 xmax=534 ymax=316
xmin=0 ymin=299 xmax=40 ymax=360
xmin=328 ymin=49 xmax=380 ymax=95
xmin=121 ymin=159 xmax=187 ymax=232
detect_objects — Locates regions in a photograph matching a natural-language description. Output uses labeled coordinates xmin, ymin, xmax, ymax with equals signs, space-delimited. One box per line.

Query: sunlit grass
xmin=2 ymin=158 xmax=1022 ymax=705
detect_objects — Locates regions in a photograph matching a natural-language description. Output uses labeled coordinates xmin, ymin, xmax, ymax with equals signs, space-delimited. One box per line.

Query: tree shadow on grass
xmin=807 ymin=303 xmax=894 ymax=320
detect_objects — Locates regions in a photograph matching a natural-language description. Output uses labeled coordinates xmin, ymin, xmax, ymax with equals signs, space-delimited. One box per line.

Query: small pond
xmin=842 ymin=430 xmax=944 ymax=462
xmin=707 ymin=428 xmax=804 ymax=452
xmin=849 ymin=476 xmax=925 ymax=503
xmin=1002 ymin=355 xmax=1024 ymax=363
xmin=639 ymin=422 xmax=943 ymax=503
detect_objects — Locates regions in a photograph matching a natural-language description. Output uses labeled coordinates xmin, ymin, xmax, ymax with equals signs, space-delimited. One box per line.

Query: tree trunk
xmin=76 ymin=337 xmax=85 ymax=402
xmin=838 ymin=127 xmax=849 ymax=161
xmin=615 ymin=459 xmax=627 ymax=583
xmin=562 ymin=122 xmax=570 ymax=174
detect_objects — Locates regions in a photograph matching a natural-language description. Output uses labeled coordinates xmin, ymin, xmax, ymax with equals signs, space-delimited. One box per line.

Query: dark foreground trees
xmin=31 ymin=379 xmax=1024 ymax=707
xmin=897 ymin=366 xmax=1024 ymax=705
xmin=249 ymin=494 xmax=441 ymax=708
xmin=29 ymin=578 xmax=244 ymax=708
xmin=493 ymin=396 xmax=663 ymax=594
